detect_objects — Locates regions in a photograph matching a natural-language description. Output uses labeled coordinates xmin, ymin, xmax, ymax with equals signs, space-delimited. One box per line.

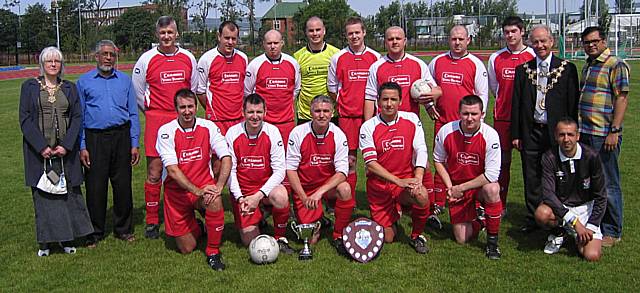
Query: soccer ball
xmin=410 ymin=78 xmax=432 ymax=99
xmin=249 ymin=234 xmax=279 ymax=264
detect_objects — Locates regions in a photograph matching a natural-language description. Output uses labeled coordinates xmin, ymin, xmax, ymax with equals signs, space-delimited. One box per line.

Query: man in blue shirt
xmin=78 ymin=40 xmax=141 ymax=247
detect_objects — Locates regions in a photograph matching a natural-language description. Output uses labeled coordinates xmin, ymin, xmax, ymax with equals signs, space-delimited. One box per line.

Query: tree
xmin=20 ymin=3 xmax=55 ymax=53
xmin=218 ymin=0 xmax=244 ymax=23
xmin=144 ymin=0 xmax=190 ymax=30
xmin=615 ymin=0 xmax=633 ymax=13
xmin=192 ymin=0 xmax=213 ymax=49
xmin=292 ymin=0 xmax=356 ymax=47
xmin=110 ymin=7 xmax=157 ymax=52
xmin=0 ymin=8 xmax=18 ymax=63
xmin=580 ymin=0 xmax=610 ymax=33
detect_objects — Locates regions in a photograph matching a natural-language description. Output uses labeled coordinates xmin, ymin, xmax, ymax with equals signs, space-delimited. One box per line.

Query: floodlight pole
xmin=545 ymin=0 xmax=550 ymax=26
xmin=52 ymin=0 xmax=60 ymax=49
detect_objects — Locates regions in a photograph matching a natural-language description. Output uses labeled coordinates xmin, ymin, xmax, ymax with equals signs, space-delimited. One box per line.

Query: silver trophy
xmin=290 ymin=221 xmax=321 ymax=260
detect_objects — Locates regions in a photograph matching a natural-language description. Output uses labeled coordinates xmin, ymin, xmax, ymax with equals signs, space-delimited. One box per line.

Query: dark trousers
xmin=84 ymin=122 xmax=133 ymax=239
xmin=520 ymin=123 xmax=552 ymax=222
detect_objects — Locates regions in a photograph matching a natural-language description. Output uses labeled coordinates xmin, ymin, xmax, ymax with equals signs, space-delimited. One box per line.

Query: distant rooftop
xmin=261 ymin=1 xmax=307 ymax=19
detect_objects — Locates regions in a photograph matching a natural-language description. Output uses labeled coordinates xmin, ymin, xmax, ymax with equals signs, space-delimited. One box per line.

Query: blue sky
xmin=7 ymin=0 xmax=608 ymax=17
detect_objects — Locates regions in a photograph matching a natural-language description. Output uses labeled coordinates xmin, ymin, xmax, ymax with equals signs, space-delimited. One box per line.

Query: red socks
xmin=410 ymin=204 xmax=429 ymax=239
xmin=433 ymin=174 xmax=446 ymax=208
xmin=333 ymin=197 xmax=355 ymax=239
xmin=347 ymin=172 xmax=357 ymax=200
xmin=205 ymin=209 xmax=224 ymax=255
xmin=484 ymin=201 xmax=502 ymax=235
xmin=272 ymin=206 xmax=290 ymax=239
xmin=144 ymin=181 xmax=162 ymax=224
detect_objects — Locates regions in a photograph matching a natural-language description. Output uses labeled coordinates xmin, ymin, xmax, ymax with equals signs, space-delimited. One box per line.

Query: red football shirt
xmin=487 ymin=47 xmax=535 ymax=121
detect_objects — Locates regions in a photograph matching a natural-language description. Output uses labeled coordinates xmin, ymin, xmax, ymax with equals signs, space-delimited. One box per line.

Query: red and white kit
xmin=365 ymin=54 xmax=436 ymax=115
xmin=433 ymin=121 xmax=501 ymax=225
xmin=359 ymin=111 xmax=433 ymax=238
xmin=286 ymin=122 xmax=353 ymax=238
xmin=156 ymin=118 xmax=230 ymax=255
xmin=196 ymin=48 xmax=248 ymax=134
xmin=225 ymin=121 xmax=289 ymax=238
xmin=244 ymin=54 xmax=300 ymax=143
xmin=487 ymin=46 xmax=535 ymax=205
xmin=132 ymin=47 xmax=198 ymax=225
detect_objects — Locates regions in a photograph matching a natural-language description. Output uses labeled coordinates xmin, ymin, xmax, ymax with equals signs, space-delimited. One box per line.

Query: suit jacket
xmin=511 ymin=55 xmax=579 ymax=150
xmin=19 ymin=78 xmax=83 ymax=187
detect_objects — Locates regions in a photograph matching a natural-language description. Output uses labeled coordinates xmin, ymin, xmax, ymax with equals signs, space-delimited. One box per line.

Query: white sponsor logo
xmin=381 ymin=136 xmax=405 ymax=152
xmin=502 ymin=68 xmax=515 ymax=80
xmin=310 ymin=154 xmax=332 ymax=166
xmin=441 ymin=72 xmax=463 ymax=85
xmin=388 ymin=75 xmax=411 ymax=86
xmin=348 ymin=69 xmax=369 ymax=81
xmin=179 ymin=147 xmax=202 ymax=163
xmin=222 ymin=71 xmax=241 ymax=83
xmin=160 ymin=70 xmax=186 ymax=84
xmin=457 ymin=152 xmax=480 ymax=165
xmin=240 ymin=156 xmax=266 ymax=169
xmin=266 ymin=77 xmax=289 ymax=89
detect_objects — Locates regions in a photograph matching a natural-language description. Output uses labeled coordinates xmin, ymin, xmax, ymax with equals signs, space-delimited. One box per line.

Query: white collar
xmin=559 ymin=143 xmax=582 ymax=162
xmin=536 ymin=54 xmax=553 ymax=68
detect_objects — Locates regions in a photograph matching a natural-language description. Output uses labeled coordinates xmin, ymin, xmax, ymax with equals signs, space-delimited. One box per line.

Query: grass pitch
xmin=1 ymin=60 xmax=639 ymax=291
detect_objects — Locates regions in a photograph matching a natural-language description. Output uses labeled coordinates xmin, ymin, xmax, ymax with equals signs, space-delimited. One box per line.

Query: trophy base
xmin=298 ymin=253 xmax=313 ymax=261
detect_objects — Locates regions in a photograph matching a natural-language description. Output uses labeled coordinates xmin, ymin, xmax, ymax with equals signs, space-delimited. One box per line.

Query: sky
xmin=7 ymin=0 xmax=615 ymax=17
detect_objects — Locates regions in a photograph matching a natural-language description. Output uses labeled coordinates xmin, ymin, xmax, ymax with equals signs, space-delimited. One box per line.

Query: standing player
xmin=487 ymin=16 xmax=535 ymax=215
xmin=132 ymin=16 xmax=198 ymax=239
xmin=286 ymin=95 xmax=354 ymax=255
xmin=428 ymin=25 xmax=489 ymax=227
xmin=433 ymin=95 xmax=502 ymax=260
xmin=245 ymin=29 xmax=301 ymax=144
xmin=360 ymin=82 xmax=432 ymax=254
xmin=294 ymin=16 xmax=340 ymax=124
xmin=327 ymin=16 xmax=380 ymax=211
xmin=156 ymin=89 xmax=231 ymax=271
xmin=196 ymin=21 xmax=248 ymax=134
xmin=364 ymin=26 xmax=442 ymax=120
xmin=225 ymin=94 xmax=294 ymax=254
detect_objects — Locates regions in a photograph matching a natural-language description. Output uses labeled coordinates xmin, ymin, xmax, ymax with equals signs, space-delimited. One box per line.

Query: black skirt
xmin=32 ymin=186 xmax=94 ymax=243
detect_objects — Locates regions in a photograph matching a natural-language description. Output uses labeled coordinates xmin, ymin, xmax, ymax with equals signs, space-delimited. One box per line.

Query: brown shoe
xmin=115 ymin=233 xmax=136 ymax=243
xmin=601 ymin=236 xmax=621 ymax=247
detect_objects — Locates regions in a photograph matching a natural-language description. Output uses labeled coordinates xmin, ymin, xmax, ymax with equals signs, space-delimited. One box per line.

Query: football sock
xmin=205 ymin=209 xmax=224 ymax=255
xmin=347 ymin=172 xmax=357 ymax=200
xmin=485 ymin=201 xmax=502 ymax=235
xmin=433 ymin=174 xmax=446 ymax=208
xmin=410 ymin=204 xmax=429 ymax=239
xmin=144 ymin=181 xmax=162 ymax=225
xmin=272 ymin=206 xmax=290 ymax=239
xmin=333 ymin=197 xmax=355 ymax=239
xmin=498 ymin=160 xmax=511 ymax=205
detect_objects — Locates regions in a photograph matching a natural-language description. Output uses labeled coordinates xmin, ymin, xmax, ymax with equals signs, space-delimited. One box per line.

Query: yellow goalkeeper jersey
xmin=294 ymin=43 xmax=340 ymax=120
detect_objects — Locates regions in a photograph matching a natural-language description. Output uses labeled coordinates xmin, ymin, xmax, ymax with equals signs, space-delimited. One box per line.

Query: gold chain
xmin=36 ymin=78 xmax=61 ymax=103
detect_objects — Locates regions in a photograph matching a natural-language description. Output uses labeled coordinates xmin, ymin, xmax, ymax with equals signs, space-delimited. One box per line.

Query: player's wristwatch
xmin=610 ymin=126 xmax=623 ymax=134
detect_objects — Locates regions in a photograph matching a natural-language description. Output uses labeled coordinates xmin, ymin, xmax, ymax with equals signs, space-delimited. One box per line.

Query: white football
xmin=410 ymin=78 xmax=432 ymax=99
xmin=249 ymin=234 xmax=280 ymax=264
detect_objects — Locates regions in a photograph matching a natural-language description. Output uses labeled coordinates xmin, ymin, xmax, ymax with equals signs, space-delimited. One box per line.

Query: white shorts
xmin=563 ymin=201 xmax=603 ymax=240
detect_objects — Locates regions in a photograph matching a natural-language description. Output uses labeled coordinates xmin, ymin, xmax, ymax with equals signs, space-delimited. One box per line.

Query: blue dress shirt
xmin=77 ymin=68 xmax=140 ymax=150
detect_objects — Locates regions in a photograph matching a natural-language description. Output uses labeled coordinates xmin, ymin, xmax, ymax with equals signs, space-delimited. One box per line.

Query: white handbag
xmin=36 ymin=158 xmax=67 ymax=195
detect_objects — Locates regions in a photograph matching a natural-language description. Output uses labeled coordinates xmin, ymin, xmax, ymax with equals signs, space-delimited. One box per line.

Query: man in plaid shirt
xmin=578 ymin=26 xmax=630 ymax=247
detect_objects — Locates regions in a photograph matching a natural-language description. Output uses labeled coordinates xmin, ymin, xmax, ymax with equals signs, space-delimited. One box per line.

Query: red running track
xmin=0 ymin=63 xmax=134 ymax=81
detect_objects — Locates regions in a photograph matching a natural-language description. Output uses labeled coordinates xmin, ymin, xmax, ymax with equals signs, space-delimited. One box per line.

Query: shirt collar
xmin=559 ymin=143 xmax=582 ymax=162
xmin=93 ymin=68 xmax=118 ymax=79
xmin=588 ymin=48 xmax=611 ymax=64
xmin=536 ymin=54 xmax=553 ymax=68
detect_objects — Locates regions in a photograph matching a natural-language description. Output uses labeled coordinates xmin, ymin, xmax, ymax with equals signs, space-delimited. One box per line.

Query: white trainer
xmin=543 ymin=234 xmax=564 ymax=254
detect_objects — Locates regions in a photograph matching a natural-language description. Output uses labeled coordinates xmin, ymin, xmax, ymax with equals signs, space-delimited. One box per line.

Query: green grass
xmin=1 ymin=61 xmax=639 ymax=291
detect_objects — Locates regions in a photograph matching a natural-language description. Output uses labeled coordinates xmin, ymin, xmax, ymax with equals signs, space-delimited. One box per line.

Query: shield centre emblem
xmin=355 ymin=229 xmax=372 ymax=249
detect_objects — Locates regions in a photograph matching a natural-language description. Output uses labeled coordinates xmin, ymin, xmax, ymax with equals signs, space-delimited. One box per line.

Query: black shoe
xmin=485 ymin=235 xmax=501 ymax=260
xmin=519 ymin=222 xmax=539 ymax=234
xmin=320 ymin=215 xmax=333 ymax=230
xmin=476 ymin=206 xmax=486 ymax=222
xmin=206 ymin=254 xmax=226 ymax=271
xmin=410 ymin=235 xmax=429 ymax=254
xmin=431 ymin=204 xmax=444 ymax=216
xmin=427 ymin=215 xmax=443 ymax=230
xmin=145 ymin=224 xmax=160 ymax=239
xmin=332 ymin=238 xmax=348 ymax=256
xmin=277 ymin=237 xmax=295 ymax=255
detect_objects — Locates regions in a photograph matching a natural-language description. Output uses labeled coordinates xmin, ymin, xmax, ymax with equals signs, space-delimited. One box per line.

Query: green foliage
xmin=110 ymin=7 xmax=157 ymax=53
xmin=580 ymin=0 xmax=610 ymax=33
xmin=616 ymin=0 xmax=634 ymax=13
xmin=0 ymin=8 xmax=18 ymax=50
xmin=292 ymin=0 xmax=356 ymax=47
xmin=19 ymin=3 xmax=55 ymax=52
xmin=218 ymin=0 xmax=245 ymax=23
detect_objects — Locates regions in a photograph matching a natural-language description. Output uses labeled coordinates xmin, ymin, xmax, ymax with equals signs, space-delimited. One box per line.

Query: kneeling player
xmin=535 ymin=118 xmax=605 ymax=262
xmin=359 ymin=82 xmax=433 ymax=254
xmin=156 ymin=89 xmax=231 ymax=271
xmin=226 ymin=93 xmax=294 ymax=254
xmin=286 ymin=95 xmax=354 ymax=255
xmin=433 ymin=95 xmax=502 ymax=260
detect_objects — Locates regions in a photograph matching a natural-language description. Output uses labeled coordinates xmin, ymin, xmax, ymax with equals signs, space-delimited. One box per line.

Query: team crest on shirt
xmin=240 ymin=156 xmax=266 ymax=169
xmin=221 ymin=71 xmax=241 ymax=83
xmin=160 ymin=70 xmax=186 ymax=84
xmin=457 ymin=152 xmax=480 ymax=165
xmin=388 ymin=75 xmax=410 ymax=86
xmin=502 ymin=68 xmax=515 ymax=80
xmin=180 ymin=147 xmax=203 ymax=163
xmin=310 ymin=154 xmax=332 ymax=166
xmin=442 ymin=72 xmax=463 ymax=85
xmin=348 ymin=70 xmax=370 ymax=81
xmin=381 ymin=136 xmax=405 ymax=152
xmin=266 ymin=78 xmax=289 ymax=89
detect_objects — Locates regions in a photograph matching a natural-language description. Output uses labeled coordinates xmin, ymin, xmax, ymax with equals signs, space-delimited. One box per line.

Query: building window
xmin=274 ymin=20 xmax=281 ymax=30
